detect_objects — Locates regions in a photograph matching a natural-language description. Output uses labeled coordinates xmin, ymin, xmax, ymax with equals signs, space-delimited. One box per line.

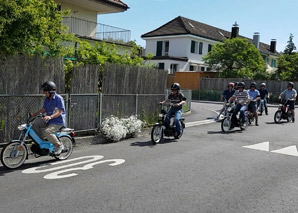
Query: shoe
xmin=292 ymin=118 xmax=295 ymax=123
xmin=255 ymin=122 xmax=259 ymax=126
xmin=54 ymin=144 xmax=64 ymax=155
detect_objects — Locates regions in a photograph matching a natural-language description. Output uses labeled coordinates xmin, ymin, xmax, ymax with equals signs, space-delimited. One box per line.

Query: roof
xmin=141 ymin=16 xmax=279 ymax=57
xmin=104 ymin=0 xmax=129 ymax=9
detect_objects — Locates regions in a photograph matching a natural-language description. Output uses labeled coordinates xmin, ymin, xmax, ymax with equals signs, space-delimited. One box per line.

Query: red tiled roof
xmin=142 ymin=16 xmax=279 ymax=56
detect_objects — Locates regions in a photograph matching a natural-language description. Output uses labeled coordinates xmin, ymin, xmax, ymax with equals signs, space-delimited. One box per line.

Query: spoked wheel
xmin=287 ymin=111 xmax=293 ymax=122
xmin=54 ymin=136 xmax=73 ymax=160
xmin=274 ymin=110 xmax=282 ymax=123
xmin=1 ymin=142 xmax=28 ymax=169
xmin=221 ymin=117 xmax=231 ymax=133
xmin=151 ymin=125 xmax=163 ymax=144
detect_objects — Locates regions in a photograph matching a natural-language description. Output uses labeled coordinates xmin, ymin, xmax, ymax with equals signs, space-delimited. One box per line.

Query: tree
xmin=277 ymin=53 xmax=298 ymax=80
xmin=284 ymin=33 xmax=296 ymax=55
xmin=0 ymin=0 xmax=72 ymax=56
xmin=203 ymin=38 xmax=266 ymax=78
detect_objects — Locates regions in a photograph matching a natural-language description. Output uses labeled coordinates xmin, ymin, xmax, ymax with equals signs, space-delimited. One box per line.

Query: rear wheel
xmin=221 ymin=117 xmax=231 ymax=133
xmin=274 ymin=110 xmax=282 ymax=123
xmin=151 ymin=125 xmax=163 ymax=144
xmin=1 ymin=142 xmax=27 ymax=169
xmin=54 ymin=136 xmax=73 ymax=160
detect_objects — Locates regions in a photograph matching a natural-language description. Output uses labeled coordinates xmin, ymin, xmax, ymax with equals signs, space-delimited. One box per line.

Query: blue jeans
xmin=165 ymin=108 xmax=182 ymax=134
xmin=233 ymin=104 xmax=247 ymax=123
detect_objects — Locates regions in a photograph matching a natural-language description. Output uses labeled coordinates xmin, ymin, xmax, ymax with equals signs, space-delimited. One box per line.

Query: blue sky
xmin=98 ymin=0 xmax=298 ymax=52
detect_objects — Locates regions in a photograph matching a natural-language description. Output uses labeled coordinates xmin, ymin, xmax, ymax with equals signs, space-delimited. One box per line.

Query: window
xmin=199 ymin=42 xmax=203 ymax=54
xmin=266 ymin=57 xmax=269 ymax=64
xmin=271 ymin=59 xmax=277 ymax=68
xmin=191 ymin=40 xmax=196 ymax=53
xmin=158 ymin=63 xmax=165 ymax=70
xmin=170 ymin=64 xmax=178 ymax=74
xmin=207 ymin=67 xmax=211 ymax=71
xmin=208 ymin=44 xmax=213 ymax=52
xmin=156 ymin=41 xmax=169 ymax=56
xmin=201 ymin=67 xmax=205 ymax=71
xmin=156 ymin=41 xmax=163 ymax=56
xmin=189 ymin=65 xmax=195 ymax=71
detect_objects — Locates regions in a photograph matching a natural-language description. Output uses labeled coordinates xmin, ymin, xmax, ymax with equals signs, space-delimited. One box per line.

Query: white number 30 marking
xmin=22 ymin=155 xmax=125 ymax=180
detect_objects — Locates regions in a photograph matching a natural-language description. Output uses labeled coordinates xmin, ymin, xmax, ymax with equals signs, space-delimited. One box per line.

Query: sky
xmin=98 ymin=0 xmax=298 ymax=52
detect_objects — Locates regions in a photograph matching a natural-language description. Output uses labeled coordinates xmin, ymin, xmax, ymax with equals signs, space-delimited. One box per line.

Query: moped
xmin=151 ymin=104 xmax=185 ymax=144
xmin=1 ymin=114 xmax=74 ymax=169
xmin=274 ymin=99 xmax=294 ymax=123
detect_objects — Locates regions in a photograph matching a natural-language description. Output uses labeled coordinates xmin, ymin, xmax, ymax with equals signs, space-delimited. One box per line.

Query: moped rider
xmin=257 ymin=83 xmax=269 ymax=115
xmin=247 ymin=82 xmax=260 ymax=126
xmin=278 ymin=82 xmax=297 ymax=123
xmin=229 ymin=82 xmax=250 ymax=125
xmin=31 ymin=81 xmax=66 ymax=154
xmin=160 ymin=83 xmax=186 ymax=138
xmin=216 ymin=82 xmax=235 ymax=120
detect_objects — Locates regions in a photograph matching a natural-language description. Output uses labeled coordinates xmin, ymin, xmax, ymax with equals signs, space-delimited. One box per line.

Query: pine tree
xmin=284 ymin=33 xmax=296 ymax=55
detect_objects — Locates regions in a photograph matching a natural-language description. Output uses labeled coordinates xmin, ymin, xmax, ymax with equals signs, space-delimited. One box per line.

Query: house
xmin=55 ymin=0 xmax=132 ymax=54
xmin=141 ymin=16 xmax=279 ymax=74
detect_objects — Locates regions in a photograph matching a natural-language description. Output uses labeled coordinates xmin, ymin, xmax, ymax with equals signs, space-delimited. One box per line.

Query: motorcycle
xmin=274 ymin=99 xmax=293 ymax=123
xmin=151 ymin=103 xmax=185 ymax=144
xmin=1 ymin=113 xmax=75 ymax=169
xmin=221 ymin=102 xmax=249 ymax=133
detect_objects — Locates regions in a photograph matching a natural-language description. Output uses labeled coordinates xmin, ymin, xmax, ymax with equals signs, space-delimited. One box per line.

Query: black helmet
xmin=250 ymin=82 xmax=257 ymax=88
xmin=288 ymin=82 xmax=294 ymax=88
xmin=237 ymin=82 xmax=245 ymax=89
xmin=41 ymin=81 xmax=57 ymax=93
xmin=171 ymin=82 xmax=180 ymax=91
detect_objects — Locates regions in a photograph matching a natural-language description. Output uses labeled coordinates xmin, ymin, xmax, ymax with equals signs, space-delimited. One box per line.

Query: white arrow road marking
xmin=185 ymin=120 xmax=215 ymax=127
xmin=243 ymin=142 xmax=270 ymax=152
xmin=271 ymin=146 xmax=298 ymax=157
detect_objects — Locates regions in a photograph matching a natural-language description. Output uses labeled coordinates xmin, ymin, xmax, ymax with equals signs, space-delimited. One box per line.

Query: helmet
xmin=261 ymin=83 xmax=266 ymax=87
xmin=228 ymin=82 xmax=234 ymax=88
xmin=41 ymin=81 xmax=57 ymax=93
xmin=250 ymin=82 xmax=257 ymax=88
xmin=237 ymin=82 xmax=245 ymax=89
xmin=171 ymin=82 xmax=180 ymax=91
xmin=288 ymin=82 xmax=294 ymax=88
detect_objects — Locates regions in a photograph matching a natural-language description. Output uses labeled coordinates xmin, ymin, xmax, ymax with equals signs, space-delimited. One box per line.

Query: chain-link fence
xmin=0 ymin=91 xmax=192 ymax=143
xmin=165 ymin=89 xmax=192 ymax=112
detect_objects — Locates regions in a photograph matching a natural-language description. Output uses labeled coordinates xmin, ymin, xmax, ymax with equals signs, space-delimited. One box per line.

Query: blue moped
xmin=1 ymin=114 xmax=74 ymax=169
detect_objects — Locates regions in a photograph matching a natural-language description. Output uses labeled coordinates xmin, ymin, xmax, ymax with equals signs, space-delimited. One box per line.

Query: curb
xmin=192 ymin=100 xmax=279 ymax=108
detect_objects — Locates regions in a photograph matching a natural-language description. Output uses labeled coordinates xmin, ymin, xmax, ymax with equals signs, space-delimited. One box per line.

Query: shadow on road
xmin=265 ymin=121 xmax=287 ymax=125
xmin=0 ymin=158 xmax=57 ymax=176
xmin=131 ymin=138 xmax=178 ymax=147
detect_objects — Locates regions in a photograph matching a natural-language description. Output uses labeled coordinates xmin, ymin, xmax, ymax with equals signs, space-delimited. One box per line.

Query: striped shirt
xmin=233 ymin=89 xmax=250 ymax=104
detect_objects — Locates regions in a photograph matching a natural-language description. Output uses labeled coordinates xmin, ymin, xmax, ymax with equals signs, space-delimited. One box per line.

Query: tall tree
xmin=203 ymin=38 xmax=266 ymax=78
xmin=284 ymin=33 xmax=296 ymax=55
xmin=0 ymin=0 xmax=72 ymax=56
xmin=277 ymin=53 xmax=298 ymax=80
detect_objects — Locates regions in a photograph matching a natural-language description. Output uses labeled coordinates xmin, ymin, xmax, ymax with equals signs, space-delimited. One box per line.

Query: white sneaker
xmin=54 ymin=144 xmax=64 ymax=155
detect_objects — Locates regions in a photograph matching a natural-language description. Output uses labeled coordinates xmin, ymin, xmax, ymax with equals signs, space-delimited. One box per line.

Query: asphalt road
xmin=1 ymin=102 xmax=298 ymax=213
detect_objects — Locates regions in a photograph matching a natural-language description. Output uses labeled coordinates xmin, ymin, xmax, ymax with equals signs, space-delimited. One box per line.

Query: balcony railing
xmin=62 ymin=17 xmax=131 ymax=43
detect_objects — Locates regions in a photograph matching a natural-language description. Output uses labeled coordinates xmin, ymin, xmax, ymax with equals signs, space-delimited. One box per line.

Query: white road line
xmin=243 ymin=142 xmax=270 ymax=152
xmin=185 ymin=119 xmax=215 ymax=127
xmin=271 ymin=146 xmax=298 ymax=157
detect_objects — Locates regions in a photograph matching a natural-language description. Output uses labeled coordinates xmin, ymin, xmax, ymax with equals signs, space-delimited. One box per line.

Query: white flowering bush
xmin=101 ymin=115 xmax=143 ymax=142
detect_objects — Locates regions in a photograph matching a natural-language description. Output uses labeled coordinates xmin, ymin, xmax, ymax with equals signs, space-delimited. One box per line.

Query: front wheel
xmin=221 ymin=117 xmax=231 ymax=133
xmin=174 ymin=121 xmax=183 ymax=139
xmin=274 ymin=110 xmax=282 ymax=123
xmin=54 ymin=136 xmax=73 ymax=160
xmin=287 ymin=111 xmax=293 ymax=122
xmin=240 ymin=117 xmax=249 ymax=131
xmin=151 ymin=125 xmax=163 ymax=144
xmin=1 ymin=142 xmax=28 ymax=169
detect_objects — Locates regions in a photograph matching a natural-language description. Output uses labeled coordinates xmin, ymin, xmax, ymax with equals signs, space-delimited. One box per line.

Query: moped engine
xmin=31 ymin=144 xmax=49 ymax=156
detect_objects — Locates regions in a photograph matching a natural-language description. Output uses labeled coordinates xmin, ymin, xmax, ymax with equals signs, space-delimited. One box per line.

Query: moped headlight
xmin=18 ymin=124 xmax=27 ymax=130
xmin=158 ymin=113 xmax=164 ymax=118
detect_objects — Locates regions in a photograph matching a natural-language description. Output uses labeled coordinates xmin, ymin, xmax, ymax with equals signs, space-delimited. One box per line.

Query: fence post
xmin=135 ymin=93 xmax=138 ymax=116
xmin=66 ymin=93 xmax=70 ymax=127
xmin=99 ymin=93 xmax=103 ymax=128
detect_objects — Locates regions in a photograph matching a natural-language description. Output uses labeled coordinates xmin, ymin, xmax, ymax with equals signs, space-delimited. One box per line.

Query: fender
xmin=58 ymin=134 xmax=75 ymax=144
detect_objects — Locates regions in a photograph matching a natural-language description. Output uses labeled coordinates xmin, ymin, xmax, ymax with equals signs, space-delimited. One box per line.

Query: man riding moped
xmin=248 ymin=82 xmax=260 ymax=126
xmin=160 ymin=83 xmax=186 ymax=138
xmin=229 ymin=82 xmax=250 ymax=127
xmin=30 ymin=81 xmax=66 ymax=155
xmin=278 ymin=82 xmax=297 ymax=123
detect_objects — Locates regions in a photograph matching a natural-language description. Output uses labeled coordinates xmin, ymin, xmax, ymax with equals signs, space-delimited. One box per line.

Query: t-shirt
xmin=168 ymin=93 xmax=186 ymax=110
xmin=248 ymin=89 xmax=260 ymax=100
xmin=259 ymin=88 xmax=268 ymax=99
xmin=233 ymin=89 xmax=250 ymax=104
xmin=281 ymin=89 xmax=297 ymax=100
xmin=43 ymin=93 xmax=66 ymax=126
xmin=222 ymin=89 xmax=235 ymax=101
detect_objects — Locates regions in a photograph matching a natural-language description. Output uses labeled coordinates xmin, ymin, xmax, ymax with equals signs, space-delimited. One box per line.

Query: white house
xmin=55 ymin=0 xmax=132 ymax=53
xmin=141 ymin=16 xmax=280 ymax=74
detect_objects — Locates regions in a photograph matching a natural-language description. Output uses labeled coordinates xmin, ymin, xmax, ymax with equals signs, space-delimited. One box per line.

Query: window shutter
xmin=156 ymin=41 xmax=163 ymax=56
xmin=191 ymin=40 xmax=195 ymax=53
